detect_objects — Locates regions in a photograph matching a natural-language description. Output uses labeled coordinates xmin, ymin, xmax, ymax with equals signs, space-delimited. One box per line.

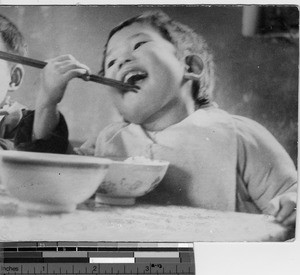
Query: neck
xmin=142 ymin=98 xmax=190 ymax=132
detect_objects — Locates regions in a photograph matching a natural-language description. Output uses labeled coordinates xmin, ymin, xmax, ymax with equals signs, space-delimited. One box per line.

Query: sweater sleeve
xmin=0 ymin=139 xmax=15 ymax=150
xmin=14 ymin=110 xmax=69 ymax=154
xmin=235 ymin=115 xmax=297 ymax=213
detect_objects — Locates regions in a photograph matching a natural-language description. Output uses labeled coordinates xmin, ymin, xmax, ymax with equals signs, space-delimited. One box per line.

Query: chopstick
xmin=0 ymin=51 xmax=139 ymax=93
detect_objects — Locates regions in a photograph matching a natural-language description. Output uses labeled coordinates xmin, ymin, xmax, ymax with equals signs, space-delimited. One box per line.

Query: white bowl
xmin=95 ymin=157 xmax=169 ymax=206
xmin=0 ymin=151 xmax=111 ymax=213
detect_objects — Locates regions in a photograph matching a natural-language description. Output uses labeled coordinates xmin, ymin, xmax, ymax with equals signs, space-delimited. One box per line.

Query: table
xmin=0 ymin=193 xmax=293 ymax=242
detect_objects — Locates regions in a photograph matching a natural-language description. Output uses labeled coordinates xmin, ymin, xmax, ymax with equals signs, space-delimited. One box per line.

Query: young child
xmin=0 ymin=14 xmax=28 ymax=150
xmin=16 ymin=11 xmax=297 ymax=227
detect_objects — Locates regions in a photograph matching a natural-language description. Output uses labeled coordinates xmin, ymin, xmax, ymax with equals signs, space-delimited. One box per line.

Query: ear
xmin=9 ymin=64 xmax=24 ymax=91
xmin=183 ymin=54 xmax=204 ymax=81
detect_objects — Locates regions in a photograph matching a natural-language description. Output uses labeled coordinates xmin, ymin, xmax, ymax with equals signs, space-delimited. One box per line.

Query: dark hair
xmin=99 ymin=10 xmax=215 ymax=108
xmin=0 ymin=14 xmax=27 ymax=56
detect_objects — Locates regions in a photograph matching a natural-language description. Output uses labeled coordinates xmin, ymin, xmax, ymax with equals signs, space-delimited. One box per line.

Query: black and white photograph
xmin=0 ymin=4 xmax=298 ymax=249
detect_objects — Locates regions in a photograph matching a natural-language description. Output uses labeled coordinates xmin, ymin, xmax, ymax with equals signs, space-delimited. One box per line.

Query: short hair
xmin=0 ymin=14 xmax=27 ymax=56
xmin=100 ymin=10 xmax=215 ymax=108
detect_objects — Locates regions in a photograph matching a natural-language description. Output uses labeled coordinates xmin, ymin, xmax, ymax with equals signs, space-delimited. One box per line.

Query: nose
xmin=118 ymin=58 xmax=131 ymax=70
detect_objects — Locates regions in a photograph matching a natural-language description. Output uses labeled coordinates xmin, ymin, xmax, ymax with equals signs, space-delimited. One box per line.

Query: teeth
xmin=123 ymin=71 xmax=147 ymax=84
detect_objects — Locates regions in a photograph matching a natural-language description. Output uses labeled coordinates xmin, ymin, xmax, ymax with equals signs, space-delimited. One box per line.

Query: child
xmin=0 ymin=14 xmax=28 ymax=150
xmin=16 ymin=11 xmax=297 ymax=227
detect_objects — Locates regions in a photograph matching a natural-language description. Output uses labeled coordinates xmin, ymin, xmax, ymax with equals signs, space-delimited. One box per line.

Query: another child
xmin=16 ymin=11 xmax=297 ymax=226
xmin=0 ymin=14 xmax=28 ymax=150
xmin=0 ymin=14 xmax=67 ymax=197
xmin=0 ymin=14 xmax=68 ymax=153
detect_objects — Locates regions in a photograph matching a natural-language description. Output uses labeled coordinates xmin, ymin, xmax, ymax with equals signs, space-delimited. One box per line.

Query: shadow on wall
xmin=1 ymin=5 xmax=298 ymax=166
xmin=214 ymin=35 xmax=298 ymax=166
xmin=209 ymin=7 xmax=298 ymax=167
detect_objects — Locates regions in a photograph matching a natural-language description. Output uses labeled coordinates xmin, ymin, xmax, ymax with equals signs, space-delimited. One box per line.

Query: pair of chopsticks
xmin=0 ymin=51 xmax=139 ymax=93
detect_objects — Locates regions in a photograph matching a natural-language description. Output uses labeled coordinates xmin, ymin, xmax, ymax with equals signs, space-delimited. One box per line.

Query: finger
xmin=74 ymin=147 xmax=95 ymax=156
xmin=83 ymin=147 xmax=96 ymax=155
xmin=44 ymin=54 xmax=74 ymax=64
xmin=275 ymin=199 xmax=296 ymax=223
xmin=282 ymin=211 xmax=297 ymax=227
xmin=73 ymin=147 xmax=84 ymax=155
xmin=52 ymin=54 xmax=76 ymax=62
xmin=64 ymin=68 xmax=89 ymax=82
xmin=56 ymin=61 xmax=90 ymax=74
xmin=265 ymin=197 xmax=281 ymax=216
xmin=46 ymin=55 xmax=91 ymax=73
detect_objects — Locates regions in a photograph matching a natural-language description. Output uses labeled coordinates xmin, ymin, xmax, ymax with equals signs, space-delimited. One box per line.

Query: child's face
xmin=104 ymin=23 xmax=188 ymax=128
xmin=0 ymin=38 xmax=11 ymax=105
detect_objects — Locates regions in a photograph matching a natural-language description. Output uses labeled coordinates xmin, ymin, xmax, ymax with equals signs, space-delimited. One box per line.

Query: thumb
xmin=264 ymin=196 xmax=281 ymax=216
xmin=65 ymin=69 xmax=89 ymax=82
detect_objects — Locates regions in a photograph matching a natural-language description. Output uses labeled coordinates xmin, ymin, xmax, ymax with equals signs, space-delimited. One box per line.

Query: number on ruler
xmin=151 ymin=264 xmax=162 ymax=268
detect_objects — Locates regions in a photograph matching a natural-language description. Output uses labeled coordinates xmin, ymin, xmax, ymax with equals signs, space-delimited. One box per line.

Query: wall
xmin=1 ymin=6 xmax=298 ymax=165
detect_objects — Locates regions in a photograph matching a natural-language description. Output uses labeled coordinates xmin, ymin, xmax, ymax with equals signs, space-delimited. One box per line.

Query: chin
xmin=124 ymin=116 xmax=144 ymax=125
xmin=122 ymin=111 xmax=148 ymax=125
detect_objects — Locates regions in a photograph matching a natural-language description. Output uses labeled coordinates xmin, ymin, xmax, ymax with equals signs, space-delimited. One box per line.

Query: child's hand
xmin=33 ymin=55 xmax=90 ymax=140
xmin=73 ymin=134 xmax=97 ymax=156
xmin=74 ymin=147 xmax=95 ymax=156
xmin=266 ymin=192 xmax=297 ymax=227
xmin=39 ymin=55 xmax=90 ymax=107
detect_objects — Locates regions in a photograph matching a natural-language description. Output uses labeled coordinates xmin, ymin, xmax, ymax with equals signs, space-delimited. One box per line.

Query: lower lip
xmin=120 ymin=89 xmax=137 ymax=97
xmin=135 ymin=78 xmax=147 ymax=87
xmin=121 ymin=77 xmax=148 ymax=94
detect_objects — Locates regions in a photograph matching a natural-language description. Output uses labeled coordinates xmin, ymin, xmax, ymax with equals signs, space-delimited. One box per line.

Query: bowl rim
xmin=0 ymin=150 xmax=111 ymax=166
xmin=109 ymin=158 xmax=170 ymax=167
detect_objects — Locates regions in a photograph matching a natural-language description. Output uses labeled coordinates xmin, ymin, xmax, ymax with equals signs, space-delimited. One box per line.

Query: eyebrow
xmin=106 ymin=32 xmax=150 ymax=58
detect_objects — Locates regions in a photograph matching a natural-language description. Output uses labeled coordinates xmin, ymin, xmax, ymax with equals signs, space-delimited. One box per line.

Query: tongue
xmin=127 ymin=74 xmax=147 ymax=85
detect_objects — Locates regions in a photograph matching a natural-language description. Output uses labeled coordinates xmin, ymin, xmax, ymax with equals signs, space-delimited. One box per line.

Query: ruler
xmin=0 ymin=242 xmax=195 ymax=275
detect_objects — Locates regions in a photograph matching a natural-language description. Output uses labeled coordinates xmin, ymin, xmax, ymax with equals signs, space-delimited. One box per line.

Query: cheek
xmin=109 ymin=92 xmax=127 ymax=114
xmin=0 ymin=67 xmax=10 ymax=91
xmin=146 ymin=50 xmax=184 ymax=82
xmin=104 ymin=68 xmax=114 ymax=79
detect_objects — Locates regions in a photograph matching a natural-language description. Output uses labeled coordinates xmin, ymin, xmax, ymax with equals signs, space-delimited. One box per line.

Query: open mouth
xmin=123 ymin=70 xmax=148 ymax=86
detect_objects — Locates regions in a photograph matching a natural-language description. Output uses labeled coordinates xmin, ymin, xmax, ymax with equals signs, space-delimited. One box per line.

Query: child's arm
xmin=235 ymin=116 xmax=297 ymax=226
xmin=14 ymin=110 xmax=69 ymax=153
xmin=33 ymin=55 xmax=90 ymax=140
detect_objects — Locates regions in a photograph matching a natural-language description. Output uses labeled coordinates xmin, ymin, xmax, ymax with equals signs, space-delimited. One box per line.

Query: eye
xmin=133 ymin=41 xmax=147 ymax=50
xmin=107 ymin=59 xmax=116 ymax=68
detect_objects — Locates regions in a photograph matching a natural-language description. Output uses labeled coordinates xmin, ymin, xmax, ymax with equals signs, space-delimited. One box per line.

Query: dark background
xmin=1 ymin=5 xmax=298 ymax=165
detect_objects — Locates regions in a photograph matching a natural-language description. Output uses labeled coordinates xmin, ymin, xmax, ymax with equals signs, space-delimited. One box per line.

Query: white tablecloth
xmin=0 ymin=193 xmax=292 ymax=242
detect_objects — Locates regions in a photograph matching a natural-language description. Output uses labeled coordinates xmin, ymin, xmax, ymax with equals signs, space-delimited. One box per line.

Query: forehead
xmin=107 ymin=23 xmax=164 ymax=52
